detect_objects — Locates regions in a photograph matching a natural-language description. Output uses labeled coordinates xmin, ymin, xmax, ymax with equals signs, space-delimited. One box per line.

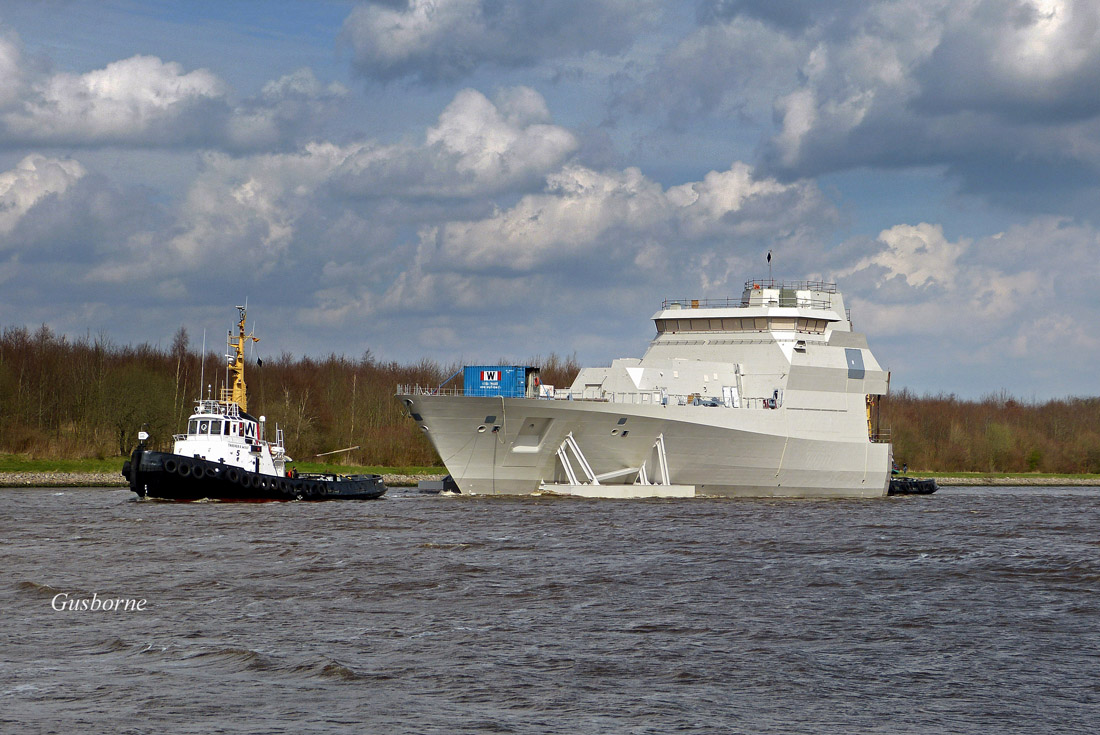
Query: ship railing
xmin=398 ymin=383 xmax=789 ymax=409
xmin=662 ymin=295 xmax=838 ymax=311
xmin=661 ymin=282 xmax=837 ymax=311
xmin=742 ymin=279 xmax=837 ymax=293
xmin=190 ymin=399 xmax=242 ymax=418
xmin=871 ymin=429 xmax=892 ymax=443
xmin=397 ymin=384 xmax=473 ymax=397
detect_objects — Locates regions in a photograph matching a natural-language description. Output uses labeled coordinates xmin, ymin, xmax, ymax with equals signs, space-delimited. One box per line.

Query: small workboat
xmin=122 ymin=306 xmax=385 ymax=502
xmin=887 ymin=477 xmax=938 ymax=495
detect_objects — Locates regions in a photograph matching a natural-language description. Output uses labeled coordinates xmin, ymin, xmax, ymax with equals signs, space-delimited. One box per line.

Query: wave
xmin=181 ymin=647 xmax=275 ymax=673
xmin=15 ymin=580 xmax=61 ymax=596
xmin=292 ymin=659 xmax=394 ymax=682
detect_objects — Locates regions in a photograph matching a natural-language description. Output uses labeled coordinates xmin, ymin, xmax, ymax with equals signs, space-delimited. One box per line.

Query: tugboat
xmin=121 ymin=306 xmax=386 ymax=502
xmin=887 ymin=477 xmax=938 ymax=495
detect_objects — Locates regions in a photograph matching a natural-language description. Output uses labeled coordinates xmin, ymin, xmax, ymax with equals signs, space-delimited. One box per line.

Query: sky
xmin=0 ymin=0 xmax=1098 ymax=399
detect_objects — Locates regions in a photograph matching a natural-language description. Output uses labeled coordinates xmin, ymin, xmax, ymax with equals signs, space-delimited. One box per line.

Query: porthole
xmin=477 ymin=425 xmax=487 ymax=433
xmin=421 ymin=425 xmax=429 ymax=433
xmin=611 ymin=429 xmax=620 ymax=436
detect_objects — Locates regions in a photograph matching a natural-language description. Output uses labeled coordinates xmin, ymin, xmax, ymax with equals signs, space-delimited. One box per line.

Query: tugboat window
xmin=189 ymin=420 xmax=198 ymax=434
xmin=199 ymin=420 xmax=209 ymax=434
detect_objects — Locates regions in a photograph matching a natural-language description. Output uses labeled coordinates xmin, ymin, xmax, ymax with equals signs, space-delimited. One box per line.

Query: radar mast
xmin=224 ymin=306 xmax=259 ymax=412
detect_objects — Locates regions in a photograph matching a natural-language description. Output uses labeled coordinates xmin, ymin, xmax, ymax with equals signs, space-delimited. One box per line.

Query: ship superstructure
xmin=171 ymin=306 xmax=289 ymax=476
xmin=399 ymin=280 xmax=893 ymax=498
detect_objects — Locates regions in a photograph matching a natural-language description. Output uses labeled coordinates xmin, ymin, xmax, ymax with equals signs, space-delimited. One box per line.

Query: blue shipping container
xmin=464 ymin=366 xmax=532 ymax=397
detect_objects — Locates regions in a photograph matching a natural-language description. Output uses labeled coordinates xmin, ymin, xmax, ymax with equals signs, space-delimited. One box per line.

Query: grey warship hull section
xmin=403 ymin=394 xmax=889 ymax=498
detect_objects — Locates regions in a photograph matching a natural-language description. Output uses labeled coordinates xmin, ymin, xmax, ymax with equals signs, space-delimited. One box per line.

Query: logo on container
xmin=481 ymin=370 xmax=501 ymax=381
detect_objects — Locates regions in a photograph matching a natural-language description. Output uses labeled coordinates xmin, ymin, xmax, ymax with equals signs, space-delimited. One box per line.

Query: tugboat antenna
xmin=199 ymin=329 xmax=206 ymax=400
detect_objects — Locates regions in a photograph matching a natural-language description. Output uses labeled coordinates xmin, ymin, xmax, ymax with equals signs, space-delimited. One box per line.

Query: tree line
xmin=0 ymin=324 xmax=578 ymax=467
xmin=882 ymin=388 xmax=1100 ymax=474
xmin=2 ymin=323 xmax=1098 ymax=473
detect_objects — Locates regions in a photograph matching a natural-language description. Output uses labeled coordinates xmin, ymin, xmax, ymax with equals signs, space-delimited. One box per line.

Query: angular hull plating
xmin=402 ymin=395 xmax=889 ymax=499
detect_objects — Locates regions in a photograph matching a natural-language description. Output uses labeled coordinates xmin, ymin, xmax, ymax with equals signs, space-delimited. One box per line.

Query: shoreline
xmin=3 ymin=472 xmax=1099 ymax=488
xmin=0 ymin=472 xmax=446 ymax=488
xmin=930 ymin=475 xmax=1100 ymax=486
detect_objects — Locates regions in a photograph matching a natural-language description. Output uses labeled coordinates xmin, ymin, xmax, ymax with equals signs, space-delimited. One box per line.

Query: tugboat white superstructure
xmin=123 ymin=306 xmax=386 ymax=501
xmin=398 ymin=280 xmax=893 ymax=499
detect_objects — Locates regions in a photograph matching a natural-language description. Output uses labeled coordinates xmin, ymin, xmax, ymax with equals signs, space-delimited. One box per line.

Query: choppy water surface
xmin=2 ymin=486 xmax=1098 ymax=734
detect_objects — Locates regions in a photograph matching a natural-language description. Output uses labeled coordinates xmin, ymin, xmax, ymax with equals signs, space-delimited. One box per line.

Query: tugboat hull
xmin=887 ymin=477 xmax=938 ymax=495
xmin=123 ymin=449 xmax=386 ymax=502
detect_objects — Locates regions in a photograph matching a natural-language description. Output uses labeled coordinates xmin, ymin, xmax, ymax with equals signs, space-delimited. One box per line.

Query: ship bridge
xmin=652 ymin=280 xmax=850 ymax=340
xmin=568 ymin=280 xmax=889 ymax=426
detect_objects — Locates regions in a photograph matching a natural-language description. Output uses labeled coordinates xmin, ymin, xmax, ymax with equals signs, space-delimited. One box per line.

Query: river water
xmin=2 ymin=486 xmax=1098 ymax=734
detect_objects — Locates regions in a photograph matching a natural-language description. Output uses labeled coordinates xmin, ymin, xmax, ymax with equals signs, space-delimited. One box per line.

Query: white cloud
xmin=752 ymin=0 xmax=1100 ymax=194
xmin=840 ymin=217 xmax=1097 ymax=351
xmin=834 ymin=215 xmax=1100 ymax=395
xmin=406 ymin=160 xmax=835 ymax=296
xmin=668 ymin=162 xmax=791 ymax=235
xmin=843 ymin=223 xmax=967 ymax=290
xmin=85 ymin=141 xmax=363 ymax=284
xmin=0 ymin=155 xmax=86 ymax=237
xmin=2 ymin=55 xmax=226 ymax=143
xmin=0 ymin=31 xmax=24 ymax=109
xmin=424 ymin=88 xmax=577 ymax=187
xmin=227 ymin=68 xmax=349 ymax=150
xmin=342 ymin=0 xmax=659 ymax=82
xmin=78 ymin=86 xmax=576 ymax=292
xmin=625 ymin=15 xmax=803 ymax=120
xmin=336 ymin=87 xmax=577 ymax=197
xmin=924 ymin=0 xmax=1100 ymax=113
xmin=423 ymin=165 xmax=669 ymax=272
xmin=0 ymin=46 xmax=345 ymax=151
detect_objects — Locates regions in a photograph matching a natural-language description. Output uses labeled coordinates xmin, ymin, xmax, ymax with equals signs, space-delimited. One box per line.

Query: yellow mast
xmin=225 ymin=305 xmax=259 ymax=412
